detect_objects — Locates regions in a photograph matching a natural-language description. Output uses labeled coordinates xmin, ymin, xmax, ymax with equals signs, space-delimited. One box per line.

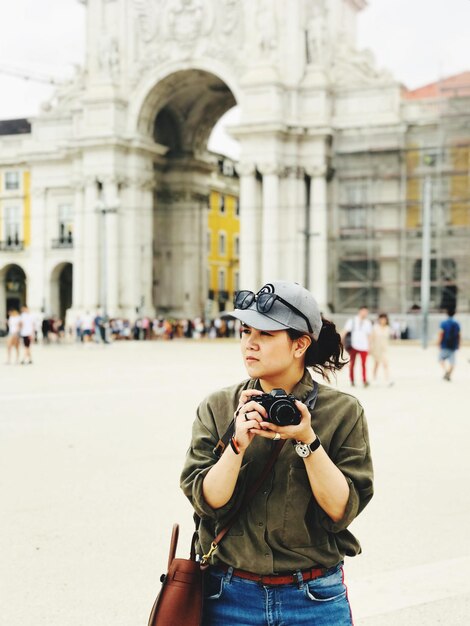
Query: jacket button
xmin=258 ymin=522 xmax=263 ymax=527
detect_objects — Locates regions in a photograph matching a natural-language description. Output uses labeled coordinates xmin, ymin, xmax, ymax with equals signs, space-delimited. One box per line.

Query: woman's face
xmin=240 ymin=324 xmax=302 ymax=381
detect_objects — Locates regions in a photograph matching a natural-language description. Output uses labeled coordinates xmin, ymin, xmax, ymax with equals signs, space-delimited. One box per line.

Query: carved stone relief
xmin=133 ymin=0 xmax=245 ymax=68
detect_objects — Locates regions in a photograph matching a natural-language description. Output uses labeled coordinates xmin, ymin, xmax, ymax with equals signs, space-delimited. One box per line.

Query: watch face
xmin=295 ymin=442 xmax=310 ymax=458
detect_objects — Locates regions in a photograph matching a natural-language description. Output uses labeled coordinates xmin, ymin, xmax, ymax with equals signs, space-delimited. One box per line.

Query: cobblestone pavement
xmin=1 ymin=339 xmax=469 ymax=625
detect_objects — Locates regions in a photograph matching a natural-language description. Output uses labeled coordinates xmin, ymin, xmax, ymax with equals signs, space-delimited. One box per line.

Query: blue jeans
xmin=202 ymin=563 xmax=353 ymax=625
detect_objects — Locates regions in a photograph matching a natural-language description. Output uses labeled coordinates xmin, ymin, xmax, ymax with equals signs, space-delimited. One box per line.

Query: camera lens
xmin=270 ymin=400 xmax=301 ymax=426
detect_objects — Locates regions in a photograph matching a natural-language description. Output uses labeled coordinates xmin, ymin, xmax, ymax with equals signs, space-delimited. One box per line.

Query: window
xmin=235 ymin=198 xmax=240 ymax=216
xmin=233 ymin=234 xmax=240 ymax=258
xmin=337 ymin=259 xmax=380 ymax=310
xmin=412 ymin=258 xmax=457 ymax=309
xmin=5 ymin=171 xmax=20 ymax=191
xmin=3 ymin=206 xmax=21 ymax=242
xmin=58 ymin=204 xmax=74 ymax=242
xmin=218 ymin=268 xmax=226 ymax=292
xmin=218 ymin=231 xmax=226 ymax=256
xmin=342 ymin=181 xmax=368 ymax=229
xmin=206 ymin=231 xmax=212 ymax=254
xmin=219 ymin=195 xmax=225 ymax=214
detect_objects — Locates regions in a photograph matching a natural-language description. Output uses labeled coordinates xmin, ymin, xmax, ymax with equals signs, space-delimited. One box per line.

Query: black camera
xmin=256 ymin=388 xmax=301 ymax=426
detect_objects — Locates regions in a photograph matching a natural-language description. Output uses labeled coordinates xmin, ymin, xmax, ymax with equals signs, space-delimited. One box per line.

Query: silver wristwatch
xmin=294 ymin=436 xmax=321 ymax=458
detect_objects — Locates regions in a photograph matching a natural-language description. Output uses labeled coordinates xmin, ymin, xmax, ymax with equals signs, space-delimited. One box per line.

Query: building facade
xmin=207 ymin=160 xmax=240 ymax=315
xmin=0 ymin=0 xmax=468 ymax=327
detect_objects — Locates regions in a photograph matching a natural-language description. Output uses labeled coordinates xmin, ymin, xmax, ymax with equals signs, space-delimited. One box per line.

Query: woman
xmin=6 ymin=308 xmax=21 ymax=365
xmin=370 ymin=313 xmax=393 ymax=386
xmin=180 ymin=281 xmax=374 ymax=626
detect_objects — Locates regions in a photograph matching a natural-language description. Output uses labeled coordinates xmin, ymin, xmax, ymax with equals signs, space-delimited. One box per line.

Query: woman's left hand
xmin=253 ymin=399 xmax=316 ymax=444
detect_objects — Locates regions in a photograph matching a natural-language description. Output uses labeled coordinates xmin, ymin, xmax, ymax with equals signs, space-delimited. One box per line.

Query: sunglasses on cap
xmin=234 ymin=289 xmax=313 ymax=334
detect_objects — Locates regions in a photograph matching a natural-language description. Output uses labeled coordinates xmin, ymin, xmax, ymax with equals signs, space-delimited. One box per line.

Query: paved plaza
xmin=1 ymin=338 xmax=470 ymax=625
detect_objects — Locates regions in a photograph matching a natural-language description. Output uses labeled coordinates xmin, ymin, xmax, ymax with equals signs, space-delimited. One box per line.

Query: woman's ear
xmin=294 ymin=334 xmax=312 ymax=358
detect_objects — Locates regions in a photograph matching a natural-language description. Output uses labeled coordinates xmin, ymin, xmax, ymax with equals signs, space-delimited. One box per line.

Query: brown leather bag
xmin=148 ymin=440 xmax=286 ymax=626
xmin=147 ymin=524 xmax=203 ymax=626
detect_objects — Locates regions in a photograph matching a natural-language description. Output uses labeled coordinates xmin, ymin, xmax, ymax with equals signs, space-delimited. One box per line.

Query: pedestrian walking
xmin=370 ymin=313 xmax=393 ymax=386
xmin=19 ymin=305 xmax=34 ymax=364
xmin=438 ymin=307 xmax=460 ymax=381
xmin=81 ymin=311 xmax=94 ymax=343
xmin=5 ymin=309 xmax=21 ymax=365
xmin=341 ymin=306 xmax=372 ymax=387
xmin=180 ymin=281 xmax=374 ymax=626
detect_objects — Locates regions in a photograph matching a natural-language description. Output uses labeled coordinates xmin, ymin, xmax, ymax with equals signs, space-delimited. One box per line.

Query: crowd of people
xmin=2 ymin=310 xmax=240 ymax=352
xmin=3 ymin=305 xmax=462 ymax=383
xmin=72 ymin=314 xmax=239 ymax=343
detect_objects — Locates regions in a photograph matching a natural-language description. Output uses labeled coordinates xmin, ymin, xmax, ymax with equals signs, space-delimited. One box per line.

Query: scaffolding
xmin=330 ymin=79 xmax=470 ymax=314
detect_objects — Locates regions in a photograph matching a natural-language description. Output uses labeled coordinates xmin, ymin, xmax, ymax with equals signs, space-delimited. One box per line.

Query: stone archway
xmin=0 ymin=264 xmax=27 ymax=322
xmin=50 ymin=263 xmax=73 ymax=322
xmin=137 ymin=68 xmax=238 ymax=318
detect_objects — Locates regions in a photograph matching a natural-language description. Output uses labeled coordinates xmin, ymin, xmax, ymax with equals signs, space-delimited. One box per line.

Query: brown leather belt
xmin=216 ymin=562 xmax=327 ymax=586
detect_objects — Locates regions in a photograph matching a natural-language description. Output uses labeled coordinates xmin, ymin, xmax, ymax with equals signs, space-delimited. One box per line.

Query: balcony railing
xmin=0 ymin=239 xmax=24 ymax=252
xmin=51 ymin=236 xmax=73 ymax=249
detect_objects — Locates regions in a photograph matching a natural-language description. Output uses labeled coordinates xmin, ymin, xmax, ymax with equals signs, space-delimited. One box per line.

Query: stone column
xmin=103 ymin=177 xmax=120 ymax=317
xmin=307 ymin=166 xmax=328 ymax=311
xmin=28 ymin=188 xmax=47 ymax=315
xmin=120 ymin=180 xmax=138 ymax=319
xmin=82 ymin=179 xmax=99 ymax=312
xmin=259 ymin=163 xmax=281 ymax=284
xmin=138 ymin=177 xmax=155 ymax=317
xmin=236 ymin=162 xmax=259 ymax=291
xmin=72 ymin=182 xmax=84 ymax=312
xmin=283 ymin=166 xmax=307 ymax=283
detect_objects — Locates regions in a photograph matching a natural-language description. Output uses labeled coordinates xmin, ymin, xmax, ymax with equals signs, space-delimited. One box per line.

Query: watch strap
xmin=307 ymin=436 xmax=321 ymax=453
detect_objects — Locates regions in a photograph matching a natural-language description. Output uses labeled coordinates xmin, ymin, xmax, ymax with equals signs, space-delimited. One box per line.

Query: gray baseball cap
xmin=228 ymin=281 xmax=323 ymax=340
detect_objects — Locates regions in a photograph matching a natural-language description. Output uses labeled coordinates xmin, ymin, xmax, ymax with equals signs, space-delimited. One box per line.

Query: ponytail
xmin=287 ymin=317 xmax=348 ymax=381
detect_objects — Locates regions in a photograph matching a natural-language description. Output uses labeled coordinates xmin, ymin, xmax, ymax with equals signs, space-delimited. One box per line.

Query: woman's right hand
xmin=233 ymin=389 xmax=268 ymax=452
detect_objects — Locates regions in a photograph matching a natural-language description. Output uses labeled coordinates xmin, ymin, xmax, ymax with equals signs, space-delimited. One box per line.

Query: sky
xmin=0 ymin=0 xmax=469 ymax=156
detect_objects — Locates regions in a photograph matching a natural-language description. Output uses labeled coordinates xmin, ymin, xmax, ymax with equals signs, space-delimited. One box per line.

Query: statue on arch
xmin=306 ymin=1 xmax=327 ymax=66
xmin=256 ymin=0 xmax=278 ymax=58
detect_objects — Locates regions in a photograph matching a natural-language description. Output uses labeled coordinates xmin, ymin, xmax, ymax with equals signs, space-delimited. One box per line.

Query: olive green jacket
xmin=180 ymin=370 xmax=374 ymax=574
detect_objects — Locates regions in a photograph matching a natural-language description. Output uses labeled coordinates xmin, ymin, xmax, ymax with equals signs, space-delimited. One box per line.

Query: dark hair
xmin=378 ymin=312 xmax=389 ymax=324
xmin=446 ymin=307 xmax=456 ymax=317
xmin=287 ymin=316 xmax=348 ymax=381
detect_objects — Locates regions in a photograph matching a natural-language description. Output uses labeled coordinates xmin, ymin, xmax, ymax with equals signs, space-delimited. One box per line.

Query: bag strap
xmin=201 ymin=438 xmax=286 ymax=565
xmin=167 ymin=523 xmax=179 ymax=570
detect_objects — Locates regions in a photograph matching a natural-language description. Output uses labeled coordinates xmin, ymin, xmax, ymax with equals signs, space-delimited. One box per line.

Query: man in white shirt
xmin=20 ymin=305 xmax=35 ymax=364
xmin=342 ymin=306 xmax=372 ymax=387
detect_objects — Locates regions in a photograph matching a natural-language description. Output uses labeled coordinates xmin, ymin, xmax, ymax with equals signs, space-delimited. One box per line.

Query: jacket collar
xmin=248 ymin=369 xmax=314 ymax=402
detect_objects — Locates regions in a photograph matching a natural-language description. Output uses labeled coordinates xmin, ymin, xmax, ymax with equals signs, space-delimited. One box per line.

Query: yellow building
xmin=207 ymin=186 xmax=240 ymax=314
xmin=0 ymin=166 xmax=31 ymax=311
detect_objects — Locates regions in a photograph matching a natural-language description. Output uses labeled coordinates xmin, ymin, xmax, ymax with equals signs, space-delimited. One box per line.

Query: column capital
xmin=258 ymin=162 xmax=283 ymax=177
xmin=126 ymin=175 xmax=156 ymax=191
xmin=84 ymin=175 xmax=99 ymax=187
xmin=71 ymin=180 xmax=85 ymax=192
xmin=285 ymin=166 xmax=306 ymax=179
xmin=236 ymin=161 xmax=256 ymax=177
xmin=305 ymin=164 xmax=327 ymax=178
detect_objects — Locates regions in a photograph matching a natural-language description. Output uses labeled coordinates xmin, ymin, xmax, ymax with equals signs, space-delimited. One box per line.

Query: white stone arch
xmin=122 ymin=59 xmax=242 ymax=319
xmin=127 ymin=58 xmax=242 ymax=140
xmin=49 ymin=261 xmax=73 ymax=321
xmin=0 ymin=263 xmax=28 ymax=324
